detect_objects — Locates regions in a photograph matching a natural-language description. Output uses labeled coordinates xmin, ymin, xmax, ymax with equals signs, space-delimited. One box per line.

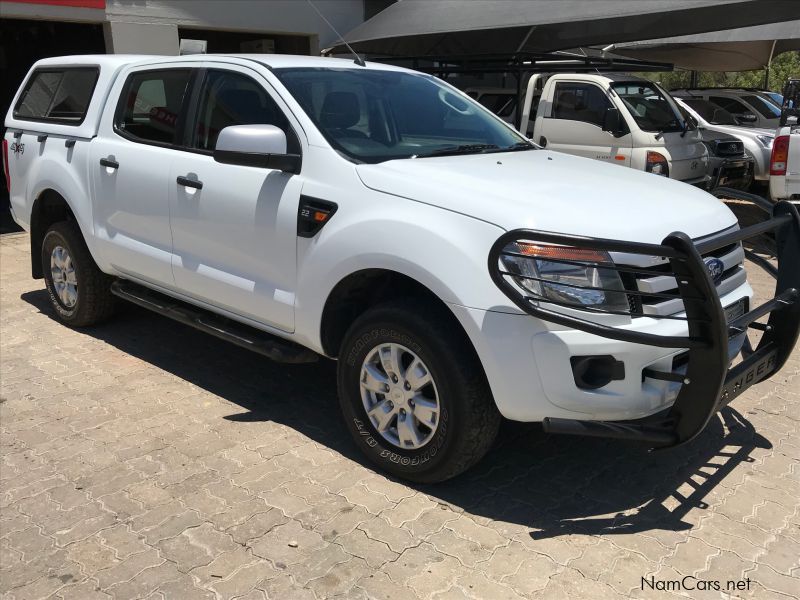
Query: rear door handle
xmin=99 ymin=157 xmax=119 ymax=169
xmin=177 ymin=175 xmax=203 ymax=190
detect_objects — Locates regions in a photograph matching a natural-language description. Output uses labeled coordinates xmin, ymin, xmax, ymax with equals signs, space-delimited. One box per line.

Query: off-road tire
xmin=41 ymin=220 xmax=116 ymax=327
xmin=337 ymin=300 xmax=501 ymax=483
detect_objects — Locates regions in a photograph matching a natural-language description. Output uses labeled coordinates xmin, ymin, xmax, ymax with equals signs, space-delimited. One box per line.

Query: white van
xmin=519 ymin=73 xmax=710 ymax=185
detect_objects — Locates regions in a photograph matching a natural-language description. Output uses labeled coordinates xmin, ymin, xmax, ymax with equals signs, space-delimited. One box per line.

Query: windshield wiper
xmin=501 ymin=141 xmax=537 ymax=152
xmin=415 ymin=144 xmax=499 ymax=158
xmin=654 ymin=118 xmax=689 ymax=140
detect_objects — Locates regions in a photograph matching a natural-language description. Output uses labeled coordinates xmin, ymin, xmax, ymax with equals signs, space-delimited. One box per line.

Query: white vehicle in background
xmin=4 ymin=55 xmax=800 ymax=483
xmin=671 ymin=88 xmax=782 ymax=130
xmin=673 ymin=96 xmax=774 ymax=184
xmin=518 ymin=73 xmax=710 ymax=186
xmin=770 ymin=79 xmax=800 ymax=202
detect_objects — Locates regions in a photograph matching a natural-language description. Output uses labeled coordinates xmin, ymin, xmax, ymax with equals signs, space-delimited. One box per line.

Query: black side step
xmin=543 ymin=417 xmax=678 ymax=446
xmin=110 ymin=280 xmax=318 ymax=364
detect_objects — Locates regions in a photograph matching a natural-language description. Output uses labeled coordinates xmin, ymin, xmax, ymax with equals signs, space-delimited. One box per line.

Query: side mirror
xmin=213 ymin=124 xmax=301 ymax=174
xmin=734 ymin=113 xmax=757 ymax=125
xmin=786 ymin=115 xmax=798 ymax=126
xmin=602 ymin=107 xmax=624 ymax=136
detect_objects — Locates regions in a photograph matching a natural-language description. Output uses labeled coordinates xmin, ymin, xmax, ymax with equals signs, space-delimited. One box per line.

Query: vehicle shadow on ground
xmin=22 ymin=289 xmax=771 ymax=540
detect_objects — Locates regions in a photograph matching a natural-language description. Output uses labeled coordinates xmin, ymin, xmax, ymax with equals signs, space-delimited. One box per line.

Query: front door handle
xmin=176 ymin=175 xmax=203 ymax=190
xmin=99 ymin=157 xmax=119 ymax=169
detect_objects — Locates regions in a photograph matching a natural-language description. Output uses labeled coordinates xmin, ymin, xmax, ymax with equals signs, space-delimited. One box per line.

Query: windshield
xmin=272 ymin=68 xmax=529 ymax=163
xmin=764 ymin=92 xmax=783 ymax=107
xmin=741 ymin=94 xmax=781 ymax=118
xmin=611 ymin=82 xmax=685 ymax=133
xmin=476 ymin=93 xmax=517 ymax=118
xmin=680 ymin=97 xmax=738 ymax=125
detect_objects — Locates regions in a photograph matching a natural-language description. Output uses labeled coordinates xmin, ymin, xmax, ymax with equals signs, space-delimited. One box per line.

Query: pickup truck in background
xmin=4 ymin=55 xmax=800 ymax=482
xmin=517 ymin=73 xmax=710 ymax=186
xmin=770 ymin=79 xmax=800 ymax=203
xmin=673 ymin=96 xmax=773 ymax=186
xmin=670 ymin=87 xmax=782 ymax=130
xmin=695 ymin=128 xmax=754 ymax=191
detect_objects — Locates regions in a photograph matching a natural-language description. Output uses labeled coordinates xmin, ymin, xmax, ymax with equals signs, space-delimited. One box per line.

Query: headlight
xmin=500 ymin=243 xmax=630 ymax=311
xmin=645 ymin=151 xmax=669 ymax=177
xmin=756 ymin=134 xmax=774 ymax=148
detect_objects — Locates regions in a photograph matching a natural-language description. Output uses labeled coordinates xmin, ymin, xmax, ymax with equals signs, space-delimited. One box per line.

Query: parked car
xmin=674 ymin=96 xmax=773 ymax=183
xmin=518 ymin=73 xmax=710 ymax=186
xmin=671 ymin=88 xmax=782 ymax=130
xmin=4 ymin=55 xmax=800 ymax=482
xmin=770 ymin=79 xmax=800 ymax=202
xmin=697 ymin=129 xmax=754 ymax=190
xmin=760 ymin=90 xmax=784 ymax=107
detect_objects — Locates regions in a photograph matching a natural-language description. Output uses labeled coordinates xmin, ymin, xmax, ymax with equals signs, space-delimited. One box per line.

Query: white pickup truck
xmin=4 ymin=54 xmax=800 ymax=482
xmin=770 ymin=79 xmax=800 ymax=203
xmin=519 ymin=73 xmax=710 ymax=185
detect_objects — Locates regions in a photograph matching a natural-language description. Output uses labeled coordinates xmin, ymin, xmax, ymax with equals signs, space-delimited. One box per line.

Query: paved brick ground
xmin=1 ymin=231 xmax=798 ymax=599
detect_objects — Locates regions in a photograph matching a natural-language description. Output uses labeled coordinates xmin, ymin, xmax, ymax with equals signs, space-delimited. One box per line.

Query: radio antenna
xmin=307 ymin=0 xmax=366 ymax=67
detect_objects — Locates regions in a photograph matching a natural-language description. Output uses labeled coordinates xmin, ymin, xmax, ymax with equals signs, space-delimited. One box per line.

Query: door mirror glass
xmin=734 ymin=113 xmax=757 ymax=124
xmin=213 ymin=124 xmax=300 ymax=173
xmin=602 ymin=106 xmax=623 ymax=135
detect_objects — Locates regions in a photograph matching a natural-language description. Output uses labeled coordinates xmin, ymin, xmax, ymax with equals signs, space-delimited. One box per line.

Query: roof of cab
xmin=32 ymin=53 xmax=415 ymax=73
xmin=32 ymin=54 xmax=153 ymax=68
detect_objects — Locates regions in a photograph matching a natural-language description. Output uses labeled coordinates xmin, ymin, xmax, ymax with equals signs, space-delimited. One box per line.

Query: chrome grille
xmin=713 ymin=139 xmax=744 ymax=157
xmin=621 ymin=240 xmax=745 ymax=317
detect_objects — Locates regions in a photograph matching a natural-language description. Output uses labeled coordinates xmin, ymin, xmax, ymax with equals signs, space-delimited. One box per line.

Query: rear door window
xmin=14 ymin=67 xmax=99 ymax=124
xmin=115 ymin=69 xmax=192 ymax=146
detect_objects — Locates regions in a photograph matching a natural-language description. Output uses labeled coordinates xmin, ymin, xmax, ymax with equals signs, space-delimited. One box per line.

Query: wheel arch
xmin=319 ymin=268 xmax=474 ymax=359
xmin=29 ymin=188 xmax=82 ymax=279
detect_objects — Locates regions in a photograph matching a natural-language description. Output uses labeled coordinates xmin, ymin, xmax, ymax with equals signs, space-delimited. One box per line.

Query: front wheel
xmin=337 ymin=301 xmax=501 ymax=483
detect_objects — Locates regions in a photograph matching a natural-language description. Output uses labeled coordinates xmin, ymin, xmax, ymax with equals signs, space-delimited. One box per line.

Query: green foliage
xmin=636 ymin=50 xmax=800 ymax=92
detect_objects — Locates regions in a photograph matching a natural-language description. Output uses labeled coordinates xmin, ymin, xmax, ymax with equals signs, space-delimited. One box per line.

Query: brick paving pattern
xmin=1 ymin=230 xmax=798 ymax=599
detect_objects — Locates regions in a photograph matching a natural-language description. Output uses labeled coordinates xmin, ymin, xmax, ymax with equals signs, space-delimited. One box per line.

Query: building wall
xmin=0 ymin=0 xmax=367 ymax=54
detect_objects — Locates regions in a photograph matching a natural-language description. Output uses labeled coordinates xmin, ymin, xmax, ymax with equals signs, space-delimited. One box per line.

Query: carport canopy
xmin=325 ymin=0 xmax=800 ymax=57
xmin=608 ymin=20 xmax=800 ymax=71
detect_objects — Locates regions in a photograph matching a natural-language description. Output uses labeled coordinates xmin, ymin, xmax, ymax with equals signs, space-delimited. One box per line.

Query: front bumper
xmin=710 ymin=157 xmax=755 ymax=190
xmin=488 ymin=200 xmax=800 ymax=448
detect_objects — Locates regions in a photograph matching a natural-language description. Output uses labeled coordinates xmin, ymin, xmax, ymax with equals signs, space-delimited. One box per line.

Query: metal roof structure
xmin=608 ymin=20 xmax=800 ymax=71
xmin=325 ymin=0 xmax=800 ymax=58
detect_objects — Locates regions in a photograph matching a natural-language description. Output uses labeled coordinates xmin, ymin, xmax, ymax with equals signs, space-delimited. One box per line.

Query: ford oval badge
xmin=703 ymin=257 xmax=725 ymax=284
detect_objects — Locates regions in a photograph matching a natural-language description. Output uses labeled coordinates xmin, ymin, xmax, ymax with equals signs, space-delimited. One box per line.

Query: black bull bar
xmin=488 ymin=200 xmax=800 ymax=448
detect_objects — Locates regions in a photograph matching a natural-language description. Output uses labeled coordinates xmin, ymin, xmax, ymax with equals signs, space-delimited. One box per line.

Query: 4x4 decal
xmin=11 ymin=141 xmax=24 ymax=157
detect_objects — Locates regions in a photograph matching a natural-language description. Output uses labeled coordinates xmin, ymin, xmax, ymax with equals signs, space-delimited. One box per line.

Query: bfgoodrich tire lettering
xmin=41 ymin=220 xmax=116 ymax=327
xmin=337 ymin=301 xmax=501 ymax=483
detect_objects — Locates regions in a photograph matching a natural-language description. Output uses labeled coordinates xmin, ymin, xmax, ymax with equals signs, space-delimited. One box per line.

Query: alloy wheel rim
xmin=50 ymin=245 xmax=78 ymax=309
xmin=359 ymin=342 xmax=440 ymax=450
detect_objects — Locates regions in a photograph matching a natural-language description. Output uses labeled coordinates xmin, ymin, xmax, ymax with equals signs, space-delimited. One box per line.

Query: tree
xmin=637 ymin=50 xmax=800 ymax=91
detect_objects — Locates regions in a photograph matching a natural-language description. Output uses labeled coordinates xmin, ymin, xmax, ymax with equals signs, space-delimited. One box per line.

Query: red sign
xmin=0 ymin=0 xmax=106 ymax=8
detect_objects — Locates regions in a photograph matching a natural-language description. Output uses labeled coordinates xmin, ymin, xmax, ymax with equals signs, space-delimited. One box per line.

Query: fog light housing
xmin=570 ymin=355 xmax=625 ymax=390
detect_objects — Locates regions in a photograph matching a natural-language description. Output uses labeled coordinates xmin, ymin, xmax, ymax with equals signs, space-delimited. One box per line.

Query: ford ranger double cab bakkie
xmin=4 ymin=54 xmax=800 ymax=483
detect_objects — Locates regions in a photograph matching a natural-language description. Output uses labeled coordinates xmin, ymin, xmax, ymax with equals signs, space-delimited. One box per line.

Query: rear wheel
xmin=337 ymin=300 xmax=501 ymax=483
xmin=41 ymin=221 xmax=115 ymax=327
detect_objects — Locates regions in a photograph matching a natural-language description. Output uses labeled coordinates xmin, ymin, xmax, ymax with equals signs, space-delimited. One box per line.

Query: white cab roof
xmin=31 ymin=53 xmax=414 ymax=73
